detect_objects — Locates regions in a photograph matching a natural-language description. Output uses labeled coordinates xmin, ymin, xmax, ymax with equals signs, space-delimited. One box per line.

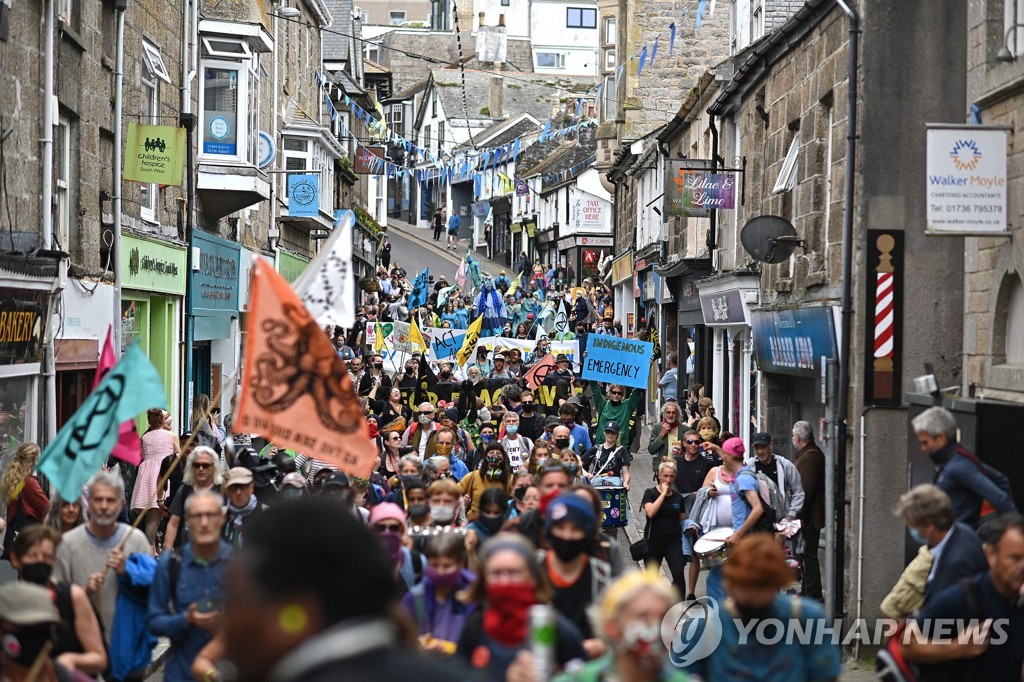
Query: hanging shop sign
xmin=257 ymin=131 xmax=277 ymax=169
xmin=699 ymin=289 xmax=747 ymax=326
xmin=123 ymin=123 xmax=186 ymax=186
xmin=610 ymin=252 xmax=633 ymax=284
xmin=925 ymin=125 xmax=1009 ymax=235
xmin=0 ymin=288 xmax=49 ymax=366
xmin=664 ymin=164 xmax=736 ymax=218
xmin=121 ymin=234 xmax=187 ymax=295
xmin=751 ymin=306 xmax=837 ymax=377
xmin=355 ymin=146 xmax=387 ymax=174
xmin=288 ymin=174 xmax=320 ymax=218
xmin=471 ymin=201 xmax=491 ymax=217
xmin=864 ymin=230 xmax=904 ymax=406
xmin=525 ymin=221 xmax=537 ymax=237
xmin=191 ymin=230 xmax=241 ymax=315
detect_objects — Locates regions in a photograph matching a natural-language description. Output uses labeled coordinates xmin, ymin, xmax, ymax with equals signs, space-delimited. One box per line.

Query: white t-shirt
xmin=502 ymin=436 xmax=530 ymax=472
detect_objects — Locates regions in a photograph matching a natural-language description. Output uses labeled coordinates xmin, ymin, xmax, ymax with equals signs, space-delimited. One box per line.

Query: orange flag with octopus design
xmin=234 ymin=258 xmax=376 ymax=477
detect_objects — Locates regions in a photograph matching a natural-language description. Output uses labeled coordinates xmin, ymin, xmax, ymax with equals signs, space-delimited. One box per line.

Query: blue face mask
xmin=908 ymin=527 xmax=927 ymax=545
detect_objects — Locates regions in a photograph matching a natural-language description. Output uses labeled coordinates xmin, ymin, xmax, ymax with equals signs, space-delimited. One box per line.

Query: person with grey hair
xmin=423 ymin=456 xmax=452 ymax=481
xmin=164 ymin=446 xmax=223 ymax=551
xmin=53 ymin=471 xmax=152 ymax=646
xmin=912 ymin=406 xmax=1016 ymax=529
xmin=792 ymin=420 xmax=826 ymax=601
xmin=896 ymin=484 xmax=987 ymax=606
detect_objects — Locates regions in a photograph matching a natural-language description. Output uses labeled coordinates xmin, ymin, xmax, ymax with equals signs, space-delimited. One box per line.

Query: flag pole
xmin=115 ymin=378 xmax=231 ymax=554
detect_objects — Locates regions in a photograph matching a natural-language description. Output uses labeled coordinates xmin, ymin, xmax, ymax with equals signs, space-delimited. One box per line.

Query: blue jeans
xmin=680 ymin=519 xmax=700 ymax=557
xmin=706 ymin=564 xmax=725 ymax=604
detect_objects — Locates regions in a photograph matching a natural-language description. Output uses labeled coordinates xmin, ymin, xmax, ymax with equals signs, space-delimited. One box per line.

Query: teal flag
xmin=39 ymin=344 xmax=167 ymax=501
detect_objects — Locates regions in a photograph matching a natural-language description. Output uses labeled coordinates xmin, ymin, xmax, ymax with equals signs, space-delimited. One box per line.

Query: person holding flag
xmin=407 ymin=268 xmax=430 ymax=311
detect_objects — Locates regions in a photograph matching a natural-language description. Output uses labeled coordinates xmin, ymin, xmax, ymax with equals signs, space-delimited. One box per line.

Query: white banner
xmin=293 ymin=210 xmax=356 ymax=328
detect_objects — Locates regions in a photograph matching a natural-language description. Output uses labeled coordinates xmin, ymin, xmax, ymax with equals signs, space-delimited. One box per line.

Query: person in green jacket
xmin=592 ymin=384 xmax=643 ymax=450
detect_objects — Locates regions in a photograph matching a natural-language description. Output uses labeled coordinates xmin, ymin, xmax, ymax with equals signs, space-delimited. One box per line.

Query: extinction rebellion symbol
xmin=949 ymin=139 xmax=982 ymax=171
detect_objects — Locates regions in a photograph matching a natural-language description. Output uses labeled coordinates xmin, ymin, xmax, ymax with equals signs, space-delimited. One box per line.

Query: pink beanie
xmin=722 ymin=437 xmax=746 ymax=459
xmin=368 ymin=502 xmax=407 ymax=530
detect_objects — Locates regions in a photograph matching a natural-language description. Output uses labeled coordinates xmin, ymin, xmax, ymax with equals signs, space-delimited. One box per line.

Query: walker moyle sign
xmin=123 ymin=123 xmax=186 ymax=186
xmin=925 ymin=124 xmax=1010 ymax=236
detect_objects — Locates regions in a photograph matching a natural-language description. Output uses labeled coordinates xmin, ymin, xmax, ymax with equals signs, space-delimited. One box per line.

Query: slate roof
xmin=323 ymin=0 xmax=352 ymax=61
xmin=381 ymin=31 xmax=535 ymax=93
xmin=429 ymin=68 xmax=593 ymax=126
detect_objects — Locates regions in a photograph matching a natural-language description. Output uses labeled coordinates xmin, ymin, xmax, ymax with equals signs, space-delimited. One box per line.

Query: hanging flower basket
xmin=360 ymin=276 xmax=379 ymax=293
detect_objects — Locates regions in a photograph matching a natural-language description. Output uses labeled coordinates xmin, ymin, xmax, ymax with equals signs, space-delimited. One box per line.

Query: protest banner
xmin=235 ymin=259 xmax=377 ymax=477
xmin=467 ymin=336 xmax=580 ymax=366
xmin=40 ymin=343 xmax=166 ymax=501
xmin=293 ymin=209 xmax=356 ymax=329
xmin=391 ymin=321 xmax=413 ymax=353
xmin=428 ymin=327 xmax=466 ymax=361
xmin=397 ymin=377 xmax=586 ymax=416
xmin=581 ymin=333 xmax=653 ymax=389
xmin=522 ymin=353 xmax=555 ymax=390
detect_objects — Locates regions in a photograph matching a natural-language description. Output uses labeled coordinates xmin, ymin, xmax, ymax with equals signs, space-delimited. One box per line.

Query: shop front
xmin=558 ymin=235 xmax=613 ymax=286
xmin=0 ymin=260 xmax=55 ymax=447
xmin=121 ymin=233 xmax=186 ymax=424
xmin=190 ymin=230 xmax=241 ymax=414
xmin=608 ymin=251 xmax=633 ymax=336
xmin=535 ymin=227 xmax=558 ymax=271
xmin=657 ymin=258 xmax=712 ymax=390
xmin=696 ymin=273 xmax=760 ymax=442
xmin=489 ymin=196 xmax=512 ymax=266
xmin=56 ymin=283 xmax=115 ymax=428
xmin=751 ymin=306 xmax=838 ymax=450
xmin=277 ymin=249 xmax=311 ymax=284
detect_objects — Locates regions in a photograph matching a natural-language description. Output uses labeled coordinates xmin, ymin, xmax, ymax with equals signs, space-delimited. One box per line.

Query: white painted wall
xmin=530 ymin=0 xmax=599 ymax=76
xmin=473 ymin=0 xmax=531 ymax=37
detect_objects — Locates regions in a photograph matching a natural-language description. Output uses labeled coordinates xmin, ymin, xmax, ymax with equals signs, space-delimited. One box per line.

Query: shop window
xmin=0 ymin=377 xmax=34 ymax=449
xmin=199 ymin=37 xmax=260 ymax=164
xmin=1004 ymin=0 xmax=1024 ymax=59
xmin=140 ymin=44 xmax=161 ymax=223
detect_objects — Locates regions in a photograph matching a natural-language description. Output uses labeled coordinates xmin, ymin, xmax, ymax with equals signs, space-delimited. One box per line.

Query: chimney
xmin=498 ymin=14 xmax=505 ymax=26
xmin=478 ymin=11 xmax=485 ymax=28
xmin=489 ymin=76 xmax=504 ymax=120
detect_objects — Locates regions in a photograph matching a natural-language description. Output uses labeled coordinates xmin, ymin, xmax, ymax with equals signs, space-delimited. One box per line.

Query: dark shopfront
xmin=658 ymin=258 xmax=712 ymax=391
xmin=489 ymin=196 xmax=512 ymax=266
xmin=557 ymin=235 xmax=612 ymax=286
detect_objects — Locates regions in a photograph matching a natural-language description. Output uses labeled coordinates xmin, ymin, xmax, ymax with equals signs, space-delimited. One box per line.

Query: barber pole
xmin=872 ymin=234 xmax=896 ymax=399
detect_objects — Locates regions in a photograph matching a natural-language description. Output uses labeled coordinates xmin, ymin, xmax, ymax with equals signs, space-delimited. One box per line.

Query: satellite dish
xmin=740 ymin=215 xmax=803 ymax=264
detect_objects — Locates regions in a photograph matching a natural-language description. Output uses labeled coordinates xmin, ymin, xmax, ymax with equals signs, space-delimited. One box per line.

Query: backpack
xmin=733 ymin=468 xmax=778 ymax=534
xmin=952 ymin=446 xmax=1015 ymax=530
xmin=876 ymin=576 xmax=985 ymax=682
xmin=538 ymin=550 xmax=613 ymax=601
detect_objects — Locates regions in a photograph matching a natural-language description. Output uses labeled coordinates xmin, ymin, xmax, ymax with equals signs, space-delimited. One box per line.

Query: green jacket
xmin=592 ymin=389 xmax=641 ymax=449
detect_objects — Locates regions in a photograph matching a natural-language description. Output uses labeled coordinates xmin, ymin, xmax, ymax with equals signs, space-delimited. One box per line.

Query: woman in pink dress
xmin=131 ymin=408 xmax=179 ymax=551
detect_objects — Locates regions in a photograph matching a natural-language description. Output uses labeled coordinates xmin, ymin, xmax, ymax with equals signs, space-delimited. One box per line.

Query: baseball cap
xmin=280 ymin=472 xmax=307 ymax=489
xmin=321 ymin=471 xmax=351 ymax=489
xmin=0 ymin=583 xmax=60 ymax=626
xmin=751 ymin=432 xmax=772 ymax=446
xmin=494 ymin=353 xmax=505 ymax=360
xmin=603 ymin=421 xmax=620 ymax=433
xmin=544 ymin=493 xmax=596 ymax=536
xmin=225 ymin=467 xmax=254 ymax=488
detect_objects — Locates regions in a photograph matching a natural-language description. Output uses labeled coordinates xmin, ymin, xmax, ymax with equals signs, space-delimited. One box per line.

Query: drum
xmin=595 ymin=486 xmax=628 ymax=528
xmin=693 ymin=526 xmax=734 ymax=569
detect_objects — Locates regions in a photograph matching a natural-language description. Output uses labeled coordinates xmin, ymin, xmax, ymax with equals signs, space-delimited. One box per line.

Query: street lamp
xmin=275 ymin=6 xmax=301 ymax=18
xmin=996 ymin=23 xmax=1024 ymax=62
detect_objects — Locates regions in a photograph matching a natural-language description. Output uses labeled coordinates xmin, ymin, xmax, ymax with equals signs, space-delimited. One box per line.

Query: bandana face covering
xmin=483 ymin=582 xmax=537 ymax=646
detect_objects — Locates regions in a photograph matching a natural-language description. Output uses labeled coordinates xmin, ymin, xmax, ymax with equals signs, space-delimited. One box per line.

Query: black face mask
xmin=513 ymin=486 xmax=528 ymax=501
xmin=547 ymin=535 xmax=587 ymax=562
xmin=479 ymin=513 xmax=505 ymax=533
xmin=554 ymin=438 xmax=571 ymax=450
xmin=407 ymin=503 xmax=429 ymax=518
xmin=521 ymin=404 xmax=534 ymax=413
xmin=374 ymin=363 xmax=384 ymax=370
xmin=2 ymin=627 xmax=55 ymax=667
xmin=406 ymin=368 xmax=416 ymax=375
xmin=18 ymin=563 xmax=52 ymax=586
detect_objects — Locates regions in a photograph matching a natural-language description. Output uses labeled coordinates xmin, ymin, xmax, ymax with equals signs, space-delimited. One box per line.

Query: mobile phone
xmin=197 ymin=597 xmax=222 ymax=614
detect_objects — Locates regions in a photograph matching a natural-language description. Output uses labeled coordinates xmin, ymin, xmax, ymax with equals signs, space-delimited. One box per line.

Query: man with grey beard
xmin=53 ymin=470 xmax=152 ymax=646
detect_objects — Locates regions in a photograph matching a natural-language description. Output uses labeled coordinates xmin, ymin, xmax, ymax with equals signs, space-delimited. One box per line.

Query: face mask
xmin=374 ymin=363 xmax=384 ymax=370
xmin=436 ymin=443 xmax=453 ymax=457
xmin=617 ymin=621 xmax=664 ymax=668
xmin=479 ymin=408 xmax=492 ymax=423
xmin=505 ymin=424 xmax=519 ymax=436
xmin=521 ymin=403 xmax=534 ymax=413
xmin=277 ymin=487 xmax=304 ymax=500
xmin=479 ymin=513 xmax=505 ymax=533
xmin=407 ymin=502 xmax=429 ymax=518
xmin=419 ymin=415 xmax=433 ymax=425
xmin=406 ymin=368 xmax=416 ymax=375
xmin=425 ymin=565 xmax=462 ymax=590
xmin=484 ymin=582 xmax=538 ymax=647
xmin=513 ymin=486 xmax=528 ymax=501
xmin=561 ymin=418 xmax=574 ymax=426
xmin=908 ymin=527 xmax=928 ymax=545
xmin=481 ymin=433 xmax=494 ymax=444
xmin=699 ymin=429 xmax=716 ymax=441
xmin=18 ymin=562 xmax=52 ymax=586
xmin=2 ymin=627 xmax=54 ymax=667
xmin=554 ymin=438 xmax=570 ymax=450
xmin=376 ymin=530 xmax=404 ymax=564
xmin=431 ymin=505 xmax=456 ymax=523
xmin=547 ymin=535 xmax=587 ymax=562
xmin=927 ymin=449 xmax=947 ymax=465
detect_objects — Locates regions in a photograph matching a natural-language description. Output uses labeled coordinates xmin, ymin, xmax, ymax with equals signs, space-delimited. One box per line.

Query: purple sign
xmin=664 ymin=166 xmax=737 ymax=218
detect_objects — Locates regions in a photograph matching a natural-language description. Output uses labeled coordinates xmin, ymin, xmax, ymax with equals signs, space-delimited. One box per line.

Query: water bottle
xmin=529 ymin=604 xmax=556 ymax=681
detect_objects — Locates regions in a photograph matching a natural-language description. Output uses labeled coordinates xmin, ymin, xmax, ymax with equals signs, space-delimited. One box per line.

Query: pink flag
xmin=92 ymin=329 xmax=143 ymax=465
xmin=455 ymin=257 xmax=467 ymax=289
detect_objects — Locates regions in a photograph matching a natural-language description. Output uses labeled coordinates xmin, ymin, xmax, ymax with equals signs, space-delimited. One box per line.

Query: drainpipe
xmin=182 ymin=0 xmax=198 ymax=420
xmin=269 ymin=5 xmax=281 ymax=264
xmin=708 ymin=114 xmax=719 ymax=268
xmin=41 ymin=0 xmax=56 ymax=443
xmin=833 ymin=0 xmax=859 ymax=622
xmin=111 ymin=5 xmax=126 ymax=357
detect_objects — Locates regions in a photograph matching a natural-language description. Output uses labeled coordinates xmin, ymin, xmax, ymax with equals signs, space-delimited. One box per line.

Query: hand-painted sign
xmin=581 ymin=333 xmax=653 ymax=389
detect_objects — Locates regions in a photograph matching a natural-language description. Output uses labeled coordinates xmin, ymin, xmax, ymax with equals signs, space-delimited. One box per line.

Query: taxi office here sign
xmin=123 ymin=123 xmax=186 ymax=186
xmin=925 ymin=125 xmax=1009 ymax=236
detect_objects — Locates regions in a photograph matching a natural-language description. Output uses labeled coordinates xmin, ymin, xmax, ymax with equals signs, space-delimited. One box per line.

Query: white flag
xmin=293 ymin=209 xmax=356 ymax=329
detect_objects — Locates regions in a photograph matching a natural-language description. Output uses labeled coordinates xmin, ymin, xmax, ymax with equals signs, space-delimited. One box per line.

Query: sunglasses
xmin=374 ymin=523 xmax=403 ymax=533
xmin=419 ymin=411 xmax=434 ymax=416
xmin=193 ymin=462 xmax=213 ymax=470
xmin=610 ymin=391 xmax=624 ymax=396
xmin=685 ymin=439 xmax=701 ymax=445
